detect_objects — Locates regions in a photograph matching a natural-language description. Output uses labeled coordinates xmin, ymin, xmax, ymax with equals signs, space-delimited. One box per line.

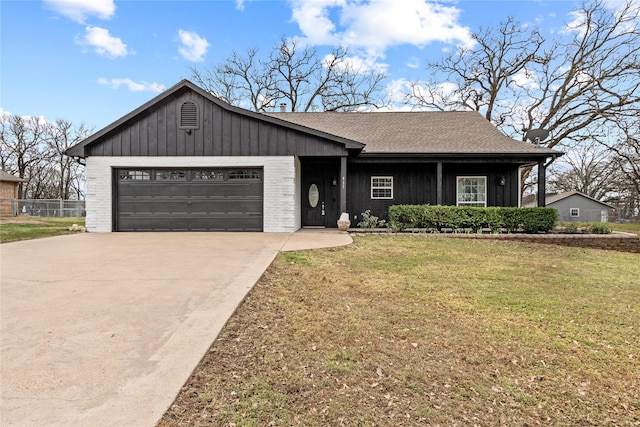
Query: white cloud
xmin=290 ymin=0 xmax=342 ymax=46
xmin=177 ymin=29 xmax=210 ymax=62
xmin=406 ymin=57 xmax=421 ymax=69
xmin=512 ymin=69 xmax=539 ymax=90
xmin=288 ymin=0 xmax=474 ymax=62
xmin=77 ymin=26 xmax=128 ymax=58
xmin=43 ymin=0 xmax=115 ymax=23
xmin=98 ymin=78 xmax=165 ymax=92
xmin=322 ymin=52 xmax=387 ymax=74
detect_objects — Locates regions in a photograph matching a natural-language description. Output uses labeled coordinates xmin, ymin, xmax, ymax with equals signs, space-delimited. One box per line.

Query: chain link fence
xmin=0 ymin=199 xmax=85 ymax=217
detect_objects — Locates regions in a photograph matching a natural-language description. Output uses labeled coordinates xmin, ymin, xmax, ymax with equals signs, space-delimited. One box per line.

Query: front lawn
xmin=0 ymin=217 xmax=86 ymax=243
xmin=160 ymin=236 xmax=640 ymax=426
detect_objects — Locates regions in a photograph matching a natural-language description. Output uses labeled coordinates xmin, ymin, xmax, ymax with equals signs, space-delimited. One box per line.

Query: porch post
xmin=436 ymin=161 xmax=443 ymax=205
xmin=340 ymin=156 xmax=347 ymax=213
xmin=537 ymin=160 xmax=546 ymax=207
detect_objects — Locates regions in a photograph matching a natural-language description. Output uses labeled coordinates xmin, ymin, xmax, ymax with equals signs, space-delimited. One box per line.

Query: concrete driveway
xmin=0 ymin=231 xmax=351 ymax=426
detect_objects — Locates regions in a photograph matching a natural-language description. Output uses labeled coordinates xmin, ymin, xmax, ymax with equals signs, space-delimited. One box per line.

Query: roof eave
xmin=357 ymin=151 xmax=562 ymax=159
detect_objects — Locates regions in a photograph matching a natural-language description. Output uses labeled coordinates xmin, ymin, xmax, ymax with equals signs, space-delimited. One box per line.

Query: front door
xmin=304 ymin=179 xmax=325 ymax=226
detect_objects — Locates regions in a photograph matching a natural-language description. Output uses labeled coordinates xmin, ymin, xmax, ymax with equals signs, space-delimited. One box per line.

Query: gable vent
xmin=180 ymin=101 xmax=198 ymax=128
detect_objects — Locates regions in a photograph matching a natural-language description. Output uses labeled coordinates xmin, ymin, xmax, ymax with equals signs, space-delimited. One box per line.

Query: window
xmin=229 ymin=170 xmax=261 ymax=180
xmin=456 ymin=176 xmax=486 ymax=207
xmin=371 ymin=176 xmax=393 ymax=199
xmin=179 ymin=101 xmax=199 ymax=128
xmin=570 ymin=208 xmax=580 ymax=217
xmin=192 ymin=170 xmax=224 ymax=181
xmin=155 ymin=170 xmax=187 ymax=180
xmin=119 ymin=170 xmax=150 ymax=180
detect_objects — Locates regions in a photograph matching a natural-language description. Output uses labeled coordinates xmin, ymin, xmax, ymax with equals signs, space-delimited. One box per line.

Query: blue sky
xmin=1 ymin=0 xmax=582 ymax=131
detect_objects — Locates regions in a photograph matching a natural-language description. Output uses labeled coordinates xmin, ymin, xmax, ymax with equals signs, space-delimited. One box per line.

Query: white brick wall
xmin=85 ymin=156 xmax=301 ymax=233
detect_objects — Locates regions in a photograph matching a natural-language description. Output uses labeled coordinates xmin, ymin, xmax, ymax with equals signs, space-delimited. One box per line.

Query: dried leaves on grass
xmin=159 ymin=236 xmax=640 ymax=426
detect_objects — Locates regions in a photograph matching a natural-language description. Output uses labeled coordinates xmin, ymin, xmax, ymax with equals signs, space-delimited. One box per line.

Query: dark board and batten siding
xmin=347 ymin=162 xmax=521 ymax=222
xmin=87 ymin=90 xmax=348 ymax=158
xmin=347 ymin=163 xmax=437 ymax=222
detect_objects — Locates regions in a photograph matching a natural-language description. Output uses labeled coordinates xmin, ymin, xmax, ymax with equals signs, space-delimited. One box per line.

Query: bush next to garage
xmin=387 ymin=205 xmax=558 ymax=233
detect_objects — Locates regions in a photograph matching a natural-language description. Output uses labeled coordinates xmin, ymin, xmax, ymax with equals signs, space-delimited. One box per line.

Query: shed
xmin=0 ymin=171 xmax=24 ymax=216
xmin=523 ymin=191 xmax=615 ymax=222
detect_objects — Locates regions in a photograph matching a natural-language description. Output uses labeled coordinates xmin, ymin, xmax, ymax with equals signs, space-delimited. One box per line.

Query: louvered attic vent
xmin=180 ymin=101 xmax=198 ymax=128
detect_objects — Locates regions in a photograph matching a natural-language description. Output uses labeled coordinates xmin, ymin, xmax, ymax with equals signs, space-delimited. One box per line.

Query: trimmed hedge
xmin=387 ymin=205 xmax=559 ymax=233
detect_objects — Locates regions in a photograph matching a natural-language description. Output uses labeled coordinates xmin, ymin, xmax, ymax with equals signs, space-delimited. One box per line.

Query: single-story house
xmin=65 ymin=80 xmax=562 ymax=232
xmin=523 ymin=191 xmax=615 ymax=222
xmin=0 ymin=170 xmax=24 ymax=216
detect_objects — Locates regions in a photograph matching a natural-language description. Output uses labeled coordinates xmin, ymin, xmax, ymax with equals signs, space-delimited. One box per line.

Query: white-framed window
xmin=371 ymin=176 xmax=393 ymax=199
xmin=570 ymin=208 xmax=580 ymax=217
xmin=456 ymin=176 xmax=487 ymax=207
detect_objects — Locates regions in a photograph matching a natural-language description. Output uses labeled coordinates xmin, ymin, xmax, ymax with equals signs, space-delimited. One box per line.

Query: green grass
xmin=0 ymin=217 xmax=86 ymax=243
xmin=160 ymin=236 xmax=640 ymax=426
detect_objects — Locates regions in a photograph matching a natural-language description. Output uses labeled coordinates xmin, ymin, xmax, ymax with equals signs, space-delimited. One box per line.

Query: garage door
xmin=115 ymin=168 xmax=263 ymax=231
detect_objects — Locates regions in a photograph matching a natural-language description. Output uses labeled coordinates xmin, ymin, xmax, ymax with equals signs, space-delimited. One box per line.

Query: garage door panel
xmin=115 ymin=168 xmax=263 ymax=231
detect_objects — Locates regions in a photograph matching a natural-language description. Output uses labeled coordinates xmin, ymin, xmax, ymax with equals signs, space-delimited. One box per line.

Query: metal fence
xmin=1 ymin=199 xmax=85 ymax=217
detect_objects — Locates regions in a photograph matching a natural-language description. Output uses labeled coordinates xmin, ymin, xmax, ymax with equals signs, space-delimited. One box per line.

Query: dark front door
xmin=302 ymin=160 xmax=340 ymax=227
xmin=304 ymin=179 xmax=325 ymax=226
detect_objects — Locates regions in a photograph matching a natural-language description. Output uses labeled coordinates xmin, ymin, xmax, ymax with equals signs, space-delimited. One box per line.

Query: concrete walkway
xmin=0 ymin=230 xmax=351 ymax=427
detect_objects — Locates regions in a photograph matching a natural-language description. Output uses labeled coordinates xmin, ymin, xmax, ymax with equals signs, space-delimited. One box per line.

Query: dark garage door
xmin=115 ymin=168 xmax=263 ymax=231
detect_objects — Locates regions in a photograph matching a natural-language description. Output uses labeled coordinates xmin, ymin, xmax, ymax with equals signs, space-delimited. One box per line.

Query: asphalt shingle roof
xmin=266 ymin=111 xmax=560 ymax=155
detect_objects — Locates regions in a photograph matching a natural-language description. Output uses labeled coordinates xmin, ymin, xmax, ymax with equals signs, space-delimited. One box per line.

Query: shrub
xmin=357 ymin=210 xmax=387 ymax=228
xmin=588 ymin=224 xmax=612 ymax=234
xmin=564 ymin=223 xmax=579 ymax=234
xmin=388 ymin=205 xmax=558 ymax=233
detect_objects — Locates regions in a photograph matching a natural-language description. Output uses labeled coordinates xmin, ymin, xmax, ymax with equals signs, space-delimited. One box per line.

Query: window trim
xmin=456 ymin=176 xmax=487 ymax=207
xmin=371 ymin=176 xmax=393 ymax=200
xmin=570 ymin=207 xmax=580 ymax=217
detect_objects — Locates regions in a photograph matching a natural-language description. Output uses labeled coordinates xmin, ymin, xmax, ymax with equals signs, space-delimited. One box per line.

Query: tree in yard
xmin=406 ymin=16 xmax=545 ymax=129
xmin=45 ymin=119 xmax=90 ymax=200
xmin=191 ymin=37 xmax=388 ymax=112
xmin=0 ymin=113 xmax=89 ymax=200
xmin=598 ymin=117 xmax=640 ymax=219
xmin=0 ymin=113 xmax=49 ymax=199
xmin=548 ymin=141 xmax=618 ymax=200
xmin=405 ymin=0 xmax=640 ymax=198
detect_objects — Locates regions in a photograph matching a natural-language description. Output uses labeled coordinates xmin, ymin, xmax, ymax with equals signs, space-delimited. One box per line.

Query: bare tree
xmin=406 ymin=16 xmax=545 ymax=128
xmin=408 ymin=1 xmax=640 ymax=148
xmin=1 ymin=113 xmax=88 ymax=200
xmin=0 ymin=114 xmax=49 ymax=198
xmin=518 ymin=0 xmax=640 ymax=150
xmin=407 ymin=0 xmax=640 ymax=200
xmin=598 ymin=117 xmax=640 ymax=219
xmin=192 ymin=48 xmax=277 ymax=111
xmin=604 ymin=119 xmax=640 ymax=195
xmin=548 ymin=141 xmax=618 ymax=199
xmin=191 ymin=37 xmax=387 ymax=112
xmin=46 ymin=119 xmax=90 ymax=200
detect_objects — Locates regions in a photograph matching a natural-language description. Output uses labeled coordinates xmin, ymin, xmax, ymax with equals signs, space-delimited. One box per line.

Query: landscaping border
xmin=349 ymin=229 xmax=640 ymax=254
